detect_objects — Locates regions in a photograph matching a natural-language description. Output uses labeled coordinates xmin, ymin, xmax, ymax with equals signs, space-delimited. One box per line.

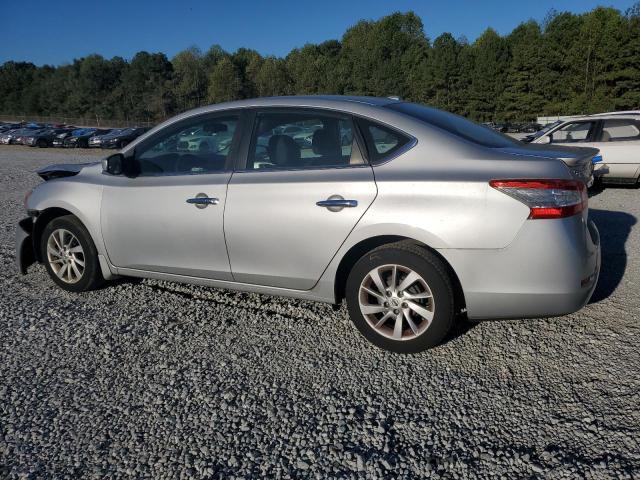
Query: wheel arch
xmin=333 ymin=235 xmax=466 ymax=313
xmin=32 ymin=207 xmax=77 ymax=262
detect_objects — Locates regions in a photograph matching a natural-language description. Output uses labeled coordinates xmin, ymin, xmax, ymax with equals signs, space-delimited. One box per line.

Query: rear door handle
xmin=187 ymin=194 xmax=219 ymax=209
xmin=316 ymin=195 xmax=358 ymax=212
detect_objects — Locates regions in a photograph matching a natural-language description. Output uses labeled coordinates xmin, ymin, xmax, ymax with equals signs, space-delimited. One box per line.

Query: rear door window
xmin=247 ymin=110 xmax=364 ymax=170
xmin=600 ymin=119 xmax=640 ymax=141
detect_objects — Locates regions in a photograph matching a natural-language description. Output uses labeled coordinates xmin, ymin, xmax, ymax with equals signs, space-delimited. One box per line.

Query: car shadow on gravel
xmin=589 ymin=208 xmax=636 ymax=303
xmin=441 ymin=314 xmax=477 ymax=345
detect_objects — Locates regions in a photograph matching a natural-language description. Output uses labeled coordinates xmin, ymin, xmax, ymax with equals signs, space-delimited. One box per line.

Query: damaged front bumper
xmin=16 ymin=217 xmax=35 ymax=274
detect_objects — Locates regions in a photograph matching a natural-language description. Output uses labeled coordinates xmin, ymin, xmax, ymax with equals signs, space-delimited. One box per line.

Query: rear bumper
xmin=439 ymin=215 xmax=600 ymax=320
xmin=16 ymin=217 xmax=35 ymax=274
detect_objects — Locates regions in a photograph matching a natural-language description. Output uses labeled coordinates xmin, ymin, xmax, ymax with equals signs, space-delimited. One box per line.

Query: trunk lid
xmin=497 ymin=143 xmax=598 ymax=185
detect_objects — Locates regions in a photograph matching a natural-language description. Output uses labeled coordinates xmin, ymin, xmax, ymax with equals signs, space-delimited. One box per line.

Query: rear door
xmin=224 ymin=108 xmax=377 ymax=290
xmin=595 ymin=118 xmax=640 ymax=181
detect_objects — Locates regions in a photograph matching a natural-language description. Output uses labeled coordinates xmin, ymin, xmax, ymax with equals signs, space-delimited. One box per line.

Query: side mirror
xmin=102 ymin=153 xmax=124 ymax=175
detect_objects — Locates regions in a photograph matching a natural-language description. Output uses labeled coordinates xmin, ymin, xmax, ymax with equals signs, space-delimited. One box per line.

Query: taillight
xmin=489 ymin=179 xmax=587 ymax=219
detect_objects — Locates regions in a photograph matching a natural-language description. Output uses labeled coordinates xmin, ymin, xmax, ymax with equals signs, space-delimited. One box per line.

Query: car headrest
xmin=600 ymin=131 xmax=611 ymax=142
xmin=268 ymin=135 xmax=300 ymax=166
xmin=312 ymin=128 xmax=341 ymax=159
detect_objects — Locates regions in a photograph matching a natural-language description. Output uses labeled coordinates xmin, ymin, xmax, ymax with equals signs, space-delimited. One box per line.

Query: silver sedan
xmin=16 ymin=96 xmax=601 ymax=353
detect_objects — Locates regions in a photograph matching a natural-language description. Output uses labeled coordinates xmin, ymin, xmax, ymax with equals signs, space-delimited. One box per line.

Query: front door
xmin=225 ymin=108 xmax=377 ymax=290
xmin=101 ymin=112 xmax=242 ymax=280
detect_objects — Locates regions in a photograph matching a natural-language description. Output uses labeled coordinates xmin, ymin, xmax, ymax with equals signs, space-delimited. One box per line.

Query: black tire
xmin=40 ymin=215 xmax=104 ymax=292
xmin=36 ymin=138 xmax=48 ymax=148
xmin=118 ymin=140 xmax=128 ymax=149
xmin=345 ymin=241 xmax=455 ymax=353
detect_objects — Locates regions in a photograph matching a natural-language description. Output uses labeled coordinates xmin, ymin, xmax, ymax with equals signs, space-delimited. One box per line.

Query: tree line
xmin=1 ymin=4 xmax=638 ymax=124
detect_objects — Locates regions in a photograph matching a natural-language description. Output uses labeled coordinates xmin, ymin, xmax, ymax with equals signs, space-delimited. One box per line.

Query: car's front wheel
xmin=40 ymin=215 xmax=104 ymax=292
xmin=346 ymin=242 xmax=455 ymax=353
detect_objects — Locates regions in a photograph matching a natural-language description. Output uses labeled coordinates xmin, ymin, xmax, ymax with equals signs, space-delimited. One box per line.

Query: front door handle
xmin=187 ymin=193 xmax=219 ymax=209
xmin=316 ymin=195 xmax=358 ymax=212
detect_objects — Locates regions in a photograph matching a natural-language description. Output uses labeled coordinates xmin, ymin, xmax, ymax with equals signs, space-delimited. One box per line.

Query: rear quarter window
xmin=356 ymin=118 xmax=412 ymax=165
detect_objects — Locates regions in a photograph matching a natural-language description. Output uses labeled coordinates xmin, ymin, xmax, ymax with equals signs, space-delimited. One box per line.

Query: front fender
xmin=28 ymin=179 xmax=107 ymax=259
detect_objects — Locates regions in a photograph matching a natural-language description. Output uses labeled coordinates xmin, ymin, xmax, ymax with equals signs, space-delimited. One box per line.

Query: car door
xmin=101 ymin=111 xmax=245 ymax=280
xmin=595 ymin=118 xmax=640 ymax=180
xmin=224 ymin=108 xmax=377 ymax=290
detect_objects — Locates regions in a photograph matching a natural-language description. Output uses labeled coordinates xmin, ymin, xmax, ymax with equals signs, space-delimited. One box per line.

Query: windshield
xmin=387 ymin=102 xmax=518 ymax=148
xmin=531 ymin=120 xmax=561 ymax=139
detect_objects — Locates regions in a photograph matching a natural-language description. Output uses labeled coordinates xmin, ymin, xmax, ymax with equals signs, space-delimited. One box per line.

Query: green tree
xmin=255 ymin=57 xmax=290 ymax=96
xmin=337 ymin=12 xmax=429 ymax=98
xmin=171 ymin=47 xmax=207 ymax=112
xmin=207 ymin=57 xmax=242 ymax=103
xmin=499 ymin=21 xmax=545 ymax=120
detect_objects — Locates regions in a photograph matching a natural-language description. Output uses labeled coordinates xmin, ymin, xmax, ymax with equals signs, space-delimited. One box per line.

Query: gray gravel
xmin=1 ymin=145 xmax=639 ymax=478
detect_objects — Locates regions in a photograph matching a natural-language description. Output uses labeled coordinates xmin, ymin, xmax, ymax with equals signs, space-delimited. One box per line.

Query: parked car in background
xmin=88 ymin=129 xmax=124 ymax=148
xmin=0 ymin=122 xmax=22 ymax=133
xmin=520 ymin=123 xmax=542 ymax=134
xmin=52 ymin=129 xmax=76 ymax=147
xmin=0 ymin=127 xmax=41 ymax=145
xmin=24 ymin=128 xmax=74 ymax=147
xmin=63 ymin=128 xmax=111 ymax=148
xmin=100 ymin=127 xmax=149 ymax=149
xmin=17 ymin=96 xmax=600 ymax=353
xmin=530 ymin=114 xmax=640 ymax=184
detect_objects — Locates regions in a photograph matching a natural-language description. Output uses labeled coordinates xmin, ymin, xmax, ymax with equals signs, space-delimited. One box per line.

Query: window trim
xmin=235 ymin=107 xmax=370 ymax=173
xmin=127 ymin=109 xmax=248 ymax=178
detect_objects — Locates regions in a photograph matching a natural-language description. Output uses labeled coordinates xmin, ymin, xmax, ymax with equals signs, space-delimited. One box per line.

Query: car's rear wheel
xmin=346 ymin=242 xmax=455 ymax=353
xmin=36 ymin=138 xmax=47 ymax=148
xmin=40 ymin=215 xmax=104 ymax=292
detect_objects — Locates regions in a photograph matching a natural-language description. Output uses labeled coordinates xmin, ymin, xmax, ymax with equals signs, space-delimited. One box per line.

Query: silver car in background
xmin=16 ymin=96 xmax=601 ymax=353
xmin=531 ymin=113 xmax=640 ymax=184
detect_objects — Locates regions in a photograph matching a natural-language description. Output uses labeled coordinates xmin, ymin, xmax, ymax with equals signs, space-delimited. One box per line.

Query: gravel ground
xmin=1 ymin=145 xmax=639 ymax=479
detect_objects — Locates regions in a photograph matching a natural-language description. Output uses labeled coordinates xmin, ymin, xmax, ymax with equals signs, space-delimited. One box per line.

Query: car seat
xmin=311 ymin=128 xmax=343 ymax=166
xmin=268 ymin=135 xmax=301 ymax=167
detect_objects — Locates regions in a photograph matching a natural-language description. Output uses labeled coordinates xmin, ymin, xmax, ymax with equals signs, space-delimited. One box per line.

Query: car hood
xmin=497 ymin=144 xmax=599 ymax=166
xmin=37 ymin=161 xmax=100 ymax=181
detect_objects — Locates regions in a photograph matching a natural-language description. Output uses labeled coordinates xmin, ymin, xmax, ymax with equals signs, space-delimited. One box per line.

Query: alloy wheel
xmin=46 ymin=228 xmax=85 ymax=284
xmin=358 ymin=264 xmax=435 ymax=341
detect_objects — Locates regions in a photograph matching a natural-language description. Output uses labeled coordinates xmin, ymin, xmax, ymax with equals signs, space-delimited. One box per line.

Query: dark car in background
xmin=51 ymin=129 xmax=77 ymax=147
xmin=62 ymin=128 xmax=111 ymax=148
xmin=88 ymin=129 xmax=124 ymax=148
xmin=100 ymin=127 xmax=149 ymax=149
xmin=520 ymin=122 xmax=542 ymax=134
xmin=0 ymin=122 xmax=22 ymax=133
xmin=23 ymin=128 xmax=74 ymax=147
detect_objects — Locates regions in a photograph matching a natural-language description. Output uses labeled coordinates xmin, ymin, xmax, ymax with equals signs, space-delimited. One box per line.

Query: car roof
xmin=558 ymin=114 xmax=640 ymax=122
xmin=143 ymin=95 xmax=406 ymax=139
xmin=178 ymin=95 xmax=400 ymax=116
xmin=589 ymin=110 xmax=640 ymax=117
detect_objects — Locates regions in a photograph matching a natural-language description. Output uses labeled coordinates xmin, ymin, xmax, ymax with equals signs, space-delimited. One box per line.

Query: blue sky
xmin=0 ymin=0 xmax=636 ymax=66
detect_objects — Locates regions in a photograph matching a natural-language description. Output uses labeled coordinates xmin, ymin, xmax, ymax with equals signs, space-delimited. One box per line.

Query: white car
xmin=531 ymin=114 xmax=640 ymax=185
